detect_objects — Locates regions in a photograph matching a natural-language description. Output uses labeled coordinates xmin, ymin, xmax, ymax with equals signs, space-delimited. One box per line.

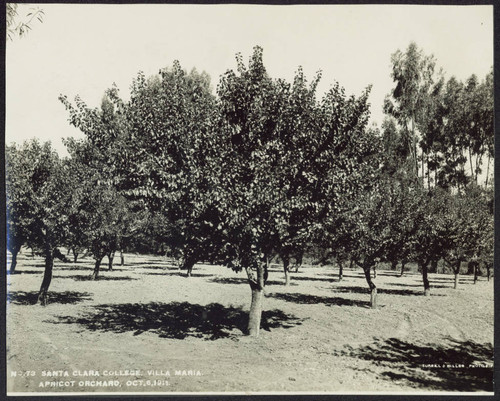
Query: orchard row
xmin=6 ymin=44 xmax=493 ymax=336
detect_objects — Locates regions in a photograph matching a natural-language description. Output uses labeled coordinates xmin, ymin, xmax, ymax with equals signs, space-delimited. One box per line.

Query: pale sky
xmin=6 ymin=4 xmax=493 ymax=156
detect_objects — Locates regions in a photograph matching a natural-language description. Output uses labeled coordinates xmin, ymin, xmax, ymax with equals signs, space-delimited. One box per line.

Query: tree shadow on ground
xmin=141 ymin=271 xmax=215 ymax=278
xmin=266 ymin=280 xmax=299 ymax=286
xmin=131 ymin=264 xmax=178 ymax=270
xmin=128 ymin=262 xmax=177 ymax=268
xmin=429 ymin=280 xmax=474 ymax=288
xmin=209 ymin=277 xmax=299 ymax=286
xmin=394 ymin=273 xmax=422 ymax=278
xmin=57 ymin=266 xmax=94 ymax=271
xmin=51 ymin=302 xmax=303 ymax=340
xmin=333 ymin=337 xmax=493 ymax=391
xmin=269 ymin=268 xmax=309 ymax=274
xmin=429 ymin=282 xmax=474 ymax=288
xmin=376 ymin=271 xmax=416 ymax=277
xmin=57 ymin=266 xmax=128 ymax=272
xmin=267 ymin=292 xmax=370 ymax=308
xmin=210 ymin=277 xmax=246 ymax=285
xmin=342 ymin=271 xmax=420 ymax=278
xmin=333 ymin=285 xmax=445 ymax=297
xmin=129 ymin=258 xmax=172 ymax=263
xmin=7 ymin=291 xmax=93 ymax=305
xmin=429 ymin=275 xmax=474 ymax=280
xmin=53 ymin=275 xmax=137 ymax=281
xmin=289 ymin=276 xmax=338 ymax=283
xmin=341 ymin=273 xmax=366 ymax=279
xmin=23 ymin=264 xmax=47 ymax=268
xmin=388 ymin=283 xmax=451 ymax=289
xmin=7 ymin=270 xmax=42 ymax=275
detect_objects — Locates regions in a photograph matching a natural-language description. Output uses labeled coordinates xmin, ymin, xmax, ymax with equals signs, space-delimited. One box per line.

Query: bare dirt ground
xmin=6 ymin=251 xmax=494 ymax=394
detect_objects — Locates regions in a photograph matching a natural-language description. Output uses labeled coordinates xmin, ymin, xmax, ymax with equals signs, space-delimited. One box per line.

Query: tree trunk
xmin=487 ymin=263 xmax=490 ymax=281
xmin=120 ymin=250 xmax=124 ymax=266
xmin=422 ymin=149 xmax=425 ymax=183
xmin=475 ymin=152 xmax=481 ymax=185
xmin=370 ymin=287 xmax=377 ymax=309
xmin=362 ymin=259 xmax=377 ymax=309
xmin=461 ymin=163 xmax=466 ymax=191
xmin=453 ymin=260 xmax=460 ymax=289
xmin=9 ymin=245 xmax=21 ymax=274
xmin=430 ymin=258 xmax=438 ymax=274
xmin=182 ymin=252 xmax=197 ymax=277
xmin=283 ymin=256 xmax=290 ymax=287
xmin=399 ymin=260 xmax=406 ymax=277
xmin=293 ymin=252 xmax=303 ymax=273
xmin=473 ymin=263 xmax=478 ymax=284
xmin=421 ymin=261 xmax=430 ymax=296
xmin=338 ymin=260 xmax=343 ymax=281
xmin=284 ymin=268 xmax=290 ymax=286
xmin=426 ymin=154 xmax=430 ymax=189
xmin=53 ymin=248 xmax=69 ymax=263
xmin=9 ymin=251 xmax=18 ymax=274
xmin=469 ymin=147 xmax=475 ymax=183
xmin=186 ymin=262 xmax=195 ymax=277
xmin=91 ymin=256 xmax=103 ymax=280
xmin=246 ymin=261 xmax=267 ymax=336
xmin=412 ymin=116 xmax=418 ymax=180
xmin=72 ymin=248 xmax=79 ymax=264
xmin=108 ymin=251 xmax=115 ymax=271
xmin=485 ymin=153 xmax=491 ymax=188
xmin=248 ymin=285 xmax=264 ymax=336
xmin=390 ymin=259 xmax=397 ymax=272
xmin=467 ymin=261 xmax=475 ymax=275
xmin=37 ymin=248 xmax=54 ymax=305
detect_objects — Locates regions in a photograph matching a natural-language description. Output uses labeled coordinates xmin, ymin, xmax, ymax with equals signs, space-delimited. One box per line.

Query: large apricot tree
xmin=6 ymin=140 xmax=72 ymax=304
xmin=216 ymin=47 xmax=377 ymax=333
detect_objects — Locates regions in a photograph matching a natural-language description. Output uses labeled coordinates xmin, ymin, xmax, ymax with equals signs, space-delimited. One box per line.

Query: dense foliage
xmin=6 ymin=140 xmax=73 ymax=304
xmin=6 ymin=44 xmax=493 ymax=333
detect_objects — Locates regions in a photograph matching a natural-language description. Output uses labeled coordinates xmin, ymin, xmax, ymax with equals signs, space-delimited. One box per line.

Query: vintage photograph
xmin=5 ymin=3 xmax=494 ymax=395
